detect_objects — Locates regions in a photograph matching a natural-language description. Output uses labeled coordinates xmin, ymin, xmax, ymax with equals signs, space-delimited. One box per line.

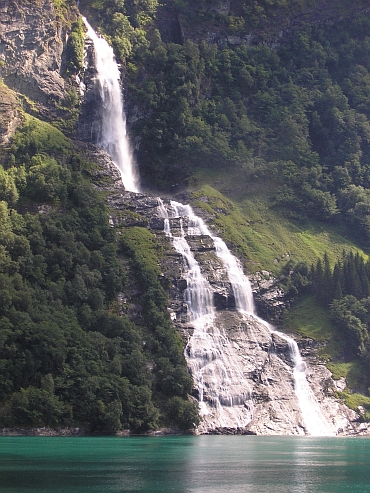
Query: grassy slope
xmin=190 ymin=170 xmax=365 ymax=274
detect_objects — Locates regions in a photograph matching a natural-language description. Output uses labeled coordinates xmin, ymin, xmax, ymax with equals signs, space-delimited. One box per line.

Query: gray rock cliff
xmin=0 ymin=0 xmax=78 ymax=119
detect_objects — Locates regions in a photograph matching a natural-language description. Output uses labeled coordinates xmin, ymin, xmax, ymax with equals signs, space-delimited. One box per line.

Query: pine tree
xmin=332 ymin=263 xmax=343 ymax=301
xmin=323 ymin=252 xmax=332 ymax=305
xmin=333 ymin=279 xmax=343 ymax=300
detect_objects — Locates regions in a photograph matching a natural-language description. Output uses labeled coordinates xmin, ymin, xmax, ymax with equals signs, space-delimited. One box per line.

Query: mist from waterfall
xmin=85 ymin=19 xmax=334 ymax=436
xmin=83 ymin=18 xmax=139 ymax=192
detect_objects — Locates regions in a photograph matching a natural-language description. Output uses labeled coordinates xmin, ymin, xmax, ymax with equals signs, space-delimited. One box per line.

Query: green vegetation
xmin=105 ymin=2 xmax=370 ymax=410
xmin=335 ymin=391 xmax=370 ymax=420
xmin=282 ymin=250 xmax=370 ymax=411
xmin=77 ymin=1 xmax=370 ymax=248
xmin=118 ymin=227 xmax=200 ymax=430
xmin=120 ymin=7 xmax=370 ymax=248
xmin=190 ymin=185 xmax=360 ymax=274
xmin=65 ymin=19 xmax=85 ymax=73
xmin=0 ymin=110 xmax=198 ymax=433
xmin=79 ymin=0 xmax=155 ymax=60
xmin=283 ymin=295 xmax=334 ymax=341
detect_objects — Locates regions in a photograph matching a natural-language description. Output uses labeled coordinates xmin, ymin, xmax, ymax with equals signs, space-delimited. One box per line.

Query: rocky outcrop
xmin=76 ymin=35 xmax=102 ymax=143
xmin=250 ymin=270 xmax=288 ymax=324
xmin=1 ymin=427 xmax=83 ymax=436
xmin=0 ymin=0 xmax=78 ymax=119
xmin=185 ymin=310 xmax=362 ymax=436
xmin=0 ymin=84 xmax=22 ymax=146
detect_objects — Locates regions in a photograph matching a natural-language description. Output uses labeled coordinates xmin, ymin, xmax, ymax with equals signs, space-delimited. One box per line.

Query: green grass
xmin=335 ymin=391 xmax=370 ymax=418
xmin=120 ymin=226 xmax=162 ymax=277
xmin=326 ymin=360 xmax=363 ymax=385
xmin=10 ymin=115 xmax=72 ymax=159
xmin=280 ymin=296 xmax=369 ymax=403
xmin=283 ymin=295 xmax=334 ymax=340
xmin=190 ymin=184 xmax=364 ymax=274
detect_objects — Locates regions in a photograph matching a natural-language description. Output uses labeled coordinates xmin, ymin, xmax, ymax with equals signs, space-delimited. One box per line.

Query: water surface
xmin=0 ymin=435 xmax=369 ymax=492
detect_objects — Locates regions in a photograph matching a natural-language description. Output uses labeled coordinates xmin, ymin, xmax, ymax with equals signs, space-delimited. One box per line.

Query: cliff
xmin=0 ymin=0 xmax=79 ymax=120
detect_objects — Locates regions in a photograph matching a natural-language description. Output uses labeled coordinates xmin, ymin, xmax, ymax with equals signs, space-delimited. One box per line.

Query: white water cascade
xmin=158 ymin=199 xmax=335 ymax=436
xmin=158 ymin=199 xmax=254 ymax=429
xmin=85 ymin=19 xmax=335 ymax=436
xmin=83 ymin=18 xmax=139 ymax=192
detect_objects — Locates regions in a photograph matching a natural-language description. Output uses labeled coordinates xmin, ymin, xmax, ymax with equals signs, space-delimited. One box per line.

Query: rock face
xmin=250 ymin=271 xmax=288 ymax=324
xmin=0 ymin=84 xmax=22 ymax=146
xmin=0 ymin=0 xmax=78 ymax=119
xmin=76 ymin=35 xmax=102 ymax=143
xmin=183 ymin=310 xmax=361 ymax=436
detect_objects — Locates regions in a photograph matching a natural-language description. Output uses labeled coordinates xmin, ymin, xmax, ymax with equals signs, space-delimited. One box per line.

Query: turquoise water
xmin=0 ymin=435 xmax=370 ymax=492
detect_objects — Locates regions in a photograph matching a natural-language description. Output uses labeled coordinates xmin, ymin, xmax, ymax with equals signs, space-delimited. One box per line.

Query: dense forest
xmin=2 ymin=0 xmax=370 ymax=431
xmin=0 ymin=115 xmax=198 ymax=432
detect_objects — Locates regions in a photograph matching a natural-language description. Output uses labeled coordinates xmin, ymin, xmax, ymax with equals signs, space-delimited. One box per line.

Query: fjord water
xmin=1 ymin=436 xmax=370 ymax=492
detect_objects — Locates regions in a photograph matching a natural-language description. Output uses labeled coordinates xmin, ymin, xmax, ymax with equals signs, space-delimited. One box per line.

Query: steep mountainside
xmin=1 ymin=0 xmax=370 ymax=434
xmin=0 ymin=0 xmax=197 ymax=434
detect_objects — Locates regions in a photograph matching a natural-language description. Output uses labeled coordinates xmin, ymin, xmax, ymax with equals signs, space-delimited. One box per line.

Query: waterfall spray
xmin=160 ymin=199 xmax=254 ymax=429
xmin=158 ymin=200 xmax=335 ymax=436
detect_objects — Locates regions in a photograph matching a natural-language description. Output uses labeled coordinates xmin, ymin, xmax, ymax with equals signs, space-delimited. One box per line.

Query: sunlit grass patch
xmin=190 ymin=185 xmax=364 ymax=274
xmin=283 ymin=295 xmax=334 ymax=340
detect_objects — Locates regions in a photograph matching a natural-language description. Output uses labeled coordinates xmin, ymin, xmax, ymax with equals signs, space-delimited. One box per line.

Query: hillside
xmin=1 ymin=0 xmax=370 ymax=432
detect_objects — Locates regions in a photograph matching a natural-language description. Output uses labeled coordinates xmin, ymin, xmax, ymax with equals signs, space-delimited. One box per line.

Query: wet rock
xmin=250 ymin=271 xmax=288 ymax=324
xmin=150 ymin=217 xmax=166 ymax=230
xmin=213 ymin=290 xmax=236 ymax=310
xmin=186 ymin=235 xmax=215 ymax=252
xmin=1 ymin=427 xmax=83 ymax=436
xmin=0 ymin=85 xmax=22 ymax=146
xmin=205 ymin=427 xmax=257 ymax=435
xmin=177 ymin=279 xmax=187 ymax=291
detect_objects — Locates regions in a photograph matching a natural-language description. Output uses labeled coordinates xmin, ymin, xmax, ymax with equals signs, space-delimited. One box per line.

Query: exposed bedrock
xmin=0 ymin=0 xmax=79 ymax=119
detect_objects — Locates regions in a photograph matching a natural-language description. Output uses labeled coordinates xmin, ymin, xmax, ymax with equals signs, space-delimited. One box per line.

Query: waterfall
xmin=85 ymin=19 xmax=334 ymax=436
xmin=274 ymin=331 xmax=335 ymax=436
xmin=169 ymin=201 xmax=255 ymax=314
xmin=83 ymin=18 xmax=139 ymax=192
xmin=158 ymin=199 xmax=334 ymax=436
xmin=159 ymin=199 xmax=254 ymax=429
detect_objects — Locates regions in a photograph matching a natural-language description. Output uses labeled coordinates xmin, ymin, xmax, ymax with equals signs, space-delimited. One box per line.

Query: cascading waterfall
xmin=275 ymin=332 xmax=335 ymax=436
xmin=85 ymin=19 xmax=334 ymax=436
xmin=163 ymin=201 xmax=255 ymax=314
xmin=159 ymin=199 xmax=254 ymax=428
xmin=158 ymin=199 xmax=334 ymax=436
xmin=83 ymin=18 xmax=139 ymax=192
